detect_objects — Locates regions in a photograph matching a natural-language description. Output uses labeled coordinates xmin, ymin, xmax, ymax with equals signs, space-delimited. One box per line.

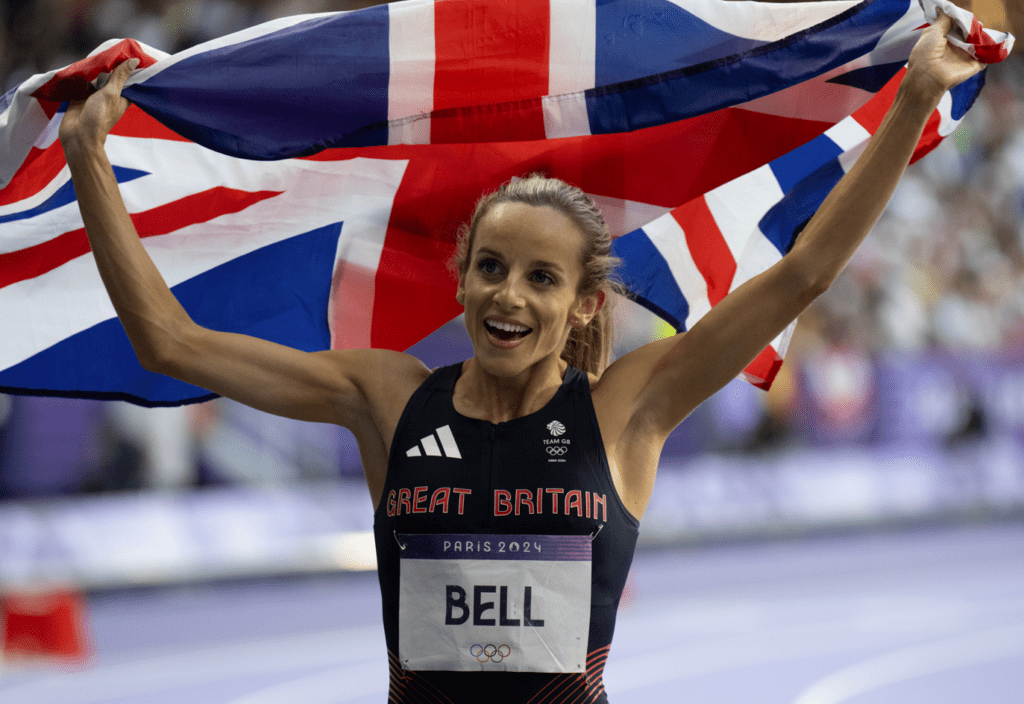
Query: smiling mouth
xmin=485 ymin=319 xmax=533 ymax=341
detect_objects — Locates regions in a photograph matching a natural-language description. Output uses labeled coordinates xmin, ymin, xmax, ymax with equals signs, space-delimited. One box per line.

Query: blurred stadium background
xmin=1 ymin=1 xmax=1023 ymax=702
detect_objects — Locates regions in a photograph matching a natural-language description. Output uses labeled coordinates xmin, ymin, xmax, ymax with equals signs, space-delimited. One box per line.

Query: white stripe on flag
xmin=825 ymin=118 xmax=872 ymax=152
xmin=387 ymin=0 xmax=435 ymax=144
xmin=588 ymin=194 xmax=671 ymax=240
xmin=704 ymin=164 xmax=784 ymax=264
xmin=33 ymin=108 xmax=62 ymax=150
xmin=933 ymin=90 xmax=958 ymax=137
xmin=435 ymin=425 xmax=461 ymax=459
xmin=642 ymin=213 xmax=709 ymax=328
xmin=772 ymin=324 xmax=796 ymax=361
xmin=0 ymin=94 xmax=52 ymax=189
xmin=548 ymin=0 xmax=595 ymax=95
xmin=828 ymin=116 xmax=872 ymax=173
xmin=731 ymin=224 xmax=785 ymax=294
xmin=542 ymin=93 xmax=591 ymax=139
xmin=668 ymin=0 xmax=861 ymax=42
xmin=544 ymin=0 xmax=595 ymax=139
xmin=420 ymin=433 xmax=442 ymax=457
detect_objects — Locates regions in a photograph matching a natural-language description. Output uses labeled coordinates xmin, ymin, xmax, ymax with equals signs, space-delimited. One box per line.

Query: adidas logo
xmin=405 ymin=425 xmax=462 ymax=459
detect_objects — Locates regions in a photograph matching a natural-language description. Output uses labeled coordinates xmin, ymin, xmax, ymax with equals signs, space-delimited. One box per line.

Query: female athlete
xmin=59 ymin=12 xmax=982 ymax=703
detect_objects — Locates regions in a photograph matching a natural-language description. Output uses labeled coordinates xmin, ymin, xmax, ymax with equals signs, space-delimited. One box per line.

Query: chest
xmin=382 ymin=406 xmax=610 ymax=535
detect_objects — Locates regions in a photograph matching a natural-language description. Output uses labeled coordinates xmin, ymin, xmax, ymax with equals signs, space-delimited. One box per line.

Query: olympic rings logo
xmin=471 ymin=643 xmax=511 ymax=663
xmin=547 ymin=446 xmax=567 ymax=456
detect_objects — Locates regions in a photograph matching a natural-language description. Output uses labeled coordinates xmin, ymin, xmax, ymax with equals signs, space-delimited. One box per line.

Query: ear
xmin=456 ymin=278 xmax=466 ymax=306
xmin=569 ymin=289 xmax=605 ymax=328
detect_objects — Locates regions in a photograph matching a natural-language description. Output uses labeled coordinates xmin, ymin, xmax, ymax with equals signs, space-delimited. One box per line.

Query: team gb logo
xmin=547 ymin=420 xmax=566 ymax=436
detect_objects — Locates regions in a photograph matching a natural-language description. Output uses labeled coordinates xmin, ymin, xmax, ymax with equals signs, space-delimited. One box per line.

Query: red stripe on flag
xmin=852 ymin=66 xmax=944 ymax=167
xmin=967 ymin=17 xmax=1009 ymax=63
xmin=0 ymin=140 xmax=66 ymax=207
xmin=0 ymin=188 xmax=280 ymax=290
xmin=31 ymin=39 xmax=159 ymax=103
xmin=429 ymin=99 xmax=548 ymax=143
xmin=111 ymin=104 xmax=191 ymax=142
xmin=552 ymin=108 xmax=831 ymax=210
xmin=36 ymin=100 xmax=63 ymax=121
xmin=849 ymin=67 xmax=905 ymax=134
xmin=368 ymin=150 xmax=474 ymax=350
xmin=431 ymin=0 xmax=550 ymax=143
xmin=673 ymin=196 xmax=735 ymax=307
xmin=743 ymin=344 xmax=783 ymax=390
xmin=909 ymin=107 xmax=944 ymax=164
xmin=308 ymin=109 xmax=829 ymax=210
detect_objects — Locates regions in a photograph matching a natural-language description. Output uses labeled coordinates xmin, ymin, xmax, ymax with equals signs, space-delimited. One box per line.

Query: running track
xmin=2 ymin=522 xmax=1022 ymax=703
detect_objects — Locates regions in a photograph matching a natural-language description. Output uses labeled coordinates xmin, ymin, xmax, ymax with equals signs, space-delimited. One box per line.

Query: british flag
xmin=0 ymin=0 xmax=1012 ymax=405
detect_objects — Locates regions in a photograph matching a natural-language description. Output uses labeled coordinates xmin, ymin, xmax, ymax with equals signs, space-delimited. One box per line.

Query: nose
xmin=494 ymin=274 xmax=525 ymax=311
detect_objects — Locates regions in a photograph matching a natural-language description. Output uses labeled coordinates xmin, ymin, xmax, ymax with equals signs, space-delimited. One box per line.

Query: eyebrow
xmin=476 ymin=248 xmax=566 ymax=274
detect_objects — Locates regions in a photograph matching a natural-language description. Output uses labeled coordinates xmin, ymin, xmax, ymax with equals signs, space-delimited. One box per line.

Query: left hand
xmin=58 ymin=58 xmax=138 ymax=153
xmin=906 ymin=10 xmax=985 ymax=98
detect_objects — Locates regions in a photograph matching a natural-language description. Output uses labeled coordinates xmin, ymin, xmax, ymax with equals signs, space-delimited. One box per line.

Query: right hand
xmin=905 ymin=10 xmax=985 ymax=99
xmin=58 ymin=58 xmax=139 ymax=150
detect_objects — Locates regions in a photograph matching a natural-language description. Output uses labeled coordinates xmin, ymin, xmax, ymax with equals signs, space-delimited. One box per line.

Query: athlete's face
xmin=458 ymin=202 xmax=601 ymax=378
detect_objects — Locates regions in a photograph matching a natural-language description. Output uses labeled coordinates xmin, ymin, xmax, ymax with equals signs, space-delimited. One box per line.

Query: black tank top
xmin=372 ymin=362 xmax=640 ymax=703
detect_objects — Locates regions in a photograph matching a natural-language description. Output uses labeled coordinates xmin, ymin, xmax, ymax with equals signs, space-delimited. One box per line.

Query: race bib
xmin=398 ymin=533 xmax=592 ymax=673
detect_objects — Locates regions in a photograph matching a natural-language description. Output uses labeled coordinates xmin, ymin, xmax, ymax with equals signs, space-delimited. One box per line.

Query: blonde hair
xmin=453 ymin=174 xmax=622 ymax=375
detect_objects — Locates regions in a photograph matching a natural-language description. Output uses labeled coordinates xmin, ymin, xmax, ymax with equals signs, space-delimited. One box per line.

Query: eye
xmin=530 ymin=270 xmax=554 ymax=285
xmin=477 ymin=258 xmax=502 ymax=275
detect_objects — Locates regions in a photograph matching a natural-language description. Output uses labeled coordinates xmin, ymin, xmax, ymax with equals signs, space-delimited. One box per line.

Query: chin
xmin=474 ymin=351 xmax=530 ymax=378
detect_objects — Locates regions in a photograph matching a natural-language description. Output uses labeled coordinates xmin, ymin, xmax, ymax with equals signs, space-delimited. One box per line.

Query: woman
xmin=59 ymin=12 xmax=981 ymax=703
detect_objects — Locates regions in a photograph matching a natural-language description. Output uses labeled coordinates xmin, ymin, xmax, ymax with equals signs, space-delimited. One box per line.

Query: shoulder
xmin=313 ymin=348 xmax=431 ymax=423
xmin=340 ymin=348 xmax=432 ymax=395
xmin=589 ymin=335 xmax=679 ymax=408
xmin=588 ymin=334 xmax=685 ymax=445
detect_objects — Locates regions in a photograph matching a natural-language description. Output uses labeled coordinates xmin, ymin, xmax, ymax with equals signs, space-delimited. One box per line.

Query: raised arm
xmin=59 ymin=60 xmax=428 ymax=496
xmin=597 ymin=13 xmax=983 ymax=454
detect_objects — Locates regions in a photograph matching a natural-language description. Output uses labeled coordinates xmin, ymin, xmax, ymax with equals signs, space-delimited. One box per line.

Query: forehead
xmin=473 ymin=202 xmax=585 ymax=264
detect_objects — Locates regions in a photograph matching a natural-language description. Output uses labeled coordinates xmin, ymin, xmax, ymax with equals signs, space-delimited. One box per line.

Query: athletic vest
xmin=373 ymin=362 xmax=640 ymax=703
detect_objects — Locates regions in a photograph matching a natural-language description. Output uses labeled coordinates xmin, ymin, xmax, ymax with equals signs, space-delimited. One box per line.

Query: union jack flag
xmin=0 ymin=0 xmax=1012 ymax=404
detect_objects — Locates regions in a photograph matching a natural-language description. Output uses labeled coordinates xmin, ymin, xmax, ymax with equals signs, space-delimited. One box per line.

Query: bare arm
xmin=59 ymin=61 xmax=428 ymax=432
xmin=597 ymin=13 xmax=983 ymax=448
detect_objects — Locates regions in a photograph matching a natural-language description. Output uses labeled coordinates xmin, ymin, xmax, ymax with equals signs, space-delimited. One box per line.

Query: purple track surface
xmin=2 ymin=522 xmax=1022 ymax=703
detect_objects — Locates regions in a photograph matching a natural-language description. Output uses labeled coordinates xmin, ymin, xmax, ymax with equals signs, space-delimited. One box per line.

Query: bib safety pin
xmin=589 ymin=523 xmax=604 ymax=541
xmin=393 ymin=530 xmax=407 ymax=550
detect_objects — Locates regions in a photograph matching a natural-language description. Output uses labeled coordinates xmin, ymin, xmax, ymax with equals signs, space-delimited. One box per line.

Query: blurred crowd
xmin=2 ymin=0 xmax=1023 ymax=497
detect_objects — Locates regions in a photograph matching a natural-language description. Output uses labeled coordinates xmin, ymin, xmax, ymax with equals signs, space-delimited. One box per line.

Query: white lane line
xmin=0 ymin=626 xmax=384 ymax=703
xmin=607 ymin=592 xmax=1024 ymax=695
xmin=608 ymin=615 xmax=892 ymax=694
xmin=791 ymin=623 xmax=1024 ymax=704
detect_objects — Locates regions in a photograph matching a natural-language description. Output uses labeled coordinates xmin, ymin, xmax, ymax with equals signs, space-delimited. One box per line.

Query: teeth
xmin=487 ymin=320 xmax=530 ymax=333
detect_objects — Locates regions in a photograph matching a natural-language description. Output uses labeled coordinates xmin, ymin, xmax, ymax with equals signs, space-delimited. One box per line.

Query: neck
xmin=456 ymin=357 xmax=567 ymax=423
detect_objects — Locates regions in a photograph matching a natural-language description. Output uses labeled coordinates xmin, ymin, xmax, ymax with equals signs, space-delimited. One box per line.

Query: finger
xmin=930 ymin=8 xmax=953 ymax=35
xmin=104 ymin=58 xmax=141 ymax=95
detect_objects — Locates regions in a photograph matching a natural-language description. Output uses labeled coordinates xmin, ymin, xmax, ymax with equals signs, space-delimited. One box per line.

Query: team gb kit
xmin=373 ymin=363 xmax=640 ymax=703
